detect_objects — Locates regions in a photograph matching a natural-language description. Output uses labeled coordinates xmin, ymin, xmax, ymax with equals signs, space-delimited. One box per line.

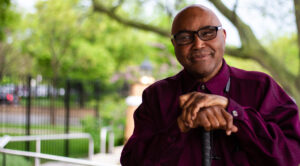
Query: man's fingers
xmin=226 ymin=125 xmax=238 ymax=135
xmin=181 ymin=93 xmax=199 ymax=126
xmin=180 ymin=94 xmax=195 ymax=126
xmin=179 ymin=92 xmax=231 ymax=132
xmin=212 ymin=108 xmax=227 ymax=129
xmin=221 ymin=109 xmax=239 ymax=135
xmin=180 ymin=92 xmax=196 ymax=108
xmin=179 ymin=94 xmax=190 ymax=107
xmin=221 ymin=109 xmax=233 ymax=130
xmin=191 ymin=96 xmax=205 ymax=120
xmin=205 ymin=108 xmax=220 ymax=129
xmin=198 ymin=112 xmax=211 ymax=131
xmin=232 ymin=125 xmax=238 ymax=132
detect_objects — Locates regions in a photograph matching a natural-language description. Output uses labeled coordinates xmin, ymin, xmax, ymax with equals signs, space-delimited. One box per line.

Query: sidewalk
xmin=92 ymin=146 xmax=123 ymax=165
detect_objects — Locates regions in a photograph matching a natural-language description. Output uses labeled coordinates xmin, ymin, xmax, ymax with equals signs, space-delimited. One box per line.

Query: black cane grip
xmin=202 ymin=130 xmax=211 ymax=166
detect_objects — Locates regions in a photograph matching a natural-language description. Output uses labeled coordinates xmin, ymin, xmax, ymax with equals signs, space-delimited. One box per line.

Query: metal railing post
xmin=64 ymin=80 xmax=71 ymax=157
xmin=100 ymin=127 xmax=107 ymax=154
xmin=100 ymin=127 xmax=114 ymax=154
xmin=35 ymin=138 xmax=41 ymax=166
xmin=2 ymin=153 xmax=6 ymax=166
xmin=108 ymin=132 xmax=114 ymax=153
xmin=88 ymin=136 xmax=94 ymax=160
xmin=26 ymin=76 xmax=32 ymax=154
xmin=93 ymin=81 xmax=100 ymax=121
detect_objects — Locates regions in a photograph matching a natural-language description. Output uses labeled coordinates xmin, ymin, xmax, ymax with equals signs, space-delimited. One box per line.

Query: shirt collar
xmin=181 ymin=59 xmax=230 ymax=95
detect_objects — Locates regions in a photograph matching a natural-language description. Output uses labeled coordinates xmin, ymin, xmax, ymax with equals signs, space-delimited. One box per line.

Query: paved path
xmin=91 ymin=146 xmax=122 ymax=165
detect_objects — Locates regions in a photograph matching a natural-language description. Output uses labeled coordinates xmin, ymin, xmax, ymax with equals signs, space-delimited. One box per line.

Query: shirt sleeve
xmin=227 ymin=78 xmax=300 ymax=166
xmin=120 ymin=87 xmax=187 ymax=166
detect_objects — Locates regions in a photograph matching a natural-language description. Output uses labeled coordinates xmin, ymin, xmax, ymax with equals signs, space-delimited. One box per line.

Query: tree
xmin=0 ymin=0 xmax=30 ymax=81
xmin=92 ymin=0 xmax=300 ymax=106
xmin=0 ymin=0 xmax=10 ymax=41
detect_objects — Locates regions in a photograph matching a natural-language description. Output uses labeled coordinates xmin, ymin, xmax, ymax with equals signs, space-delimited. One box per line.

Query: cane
xmin=202 ymin=129 xmax=211 ymax=166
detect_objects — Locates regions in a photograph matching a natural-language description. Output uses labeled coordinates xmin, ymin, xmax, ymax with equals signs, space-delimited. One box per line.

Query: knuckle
xmin=203 ymin=122 xmax=211 ymax=128
xmin=195 ymin=102 xmax=201 ymax=108
xmin=204 ymin=126 xmax=211 ymax=131
xmin=205 ymin=109 xmax=213 ymax=115
xmin=213 ymin=122 xmax=219 ymax=128
xmin=219 ymin=120 xmax=226 ymax=127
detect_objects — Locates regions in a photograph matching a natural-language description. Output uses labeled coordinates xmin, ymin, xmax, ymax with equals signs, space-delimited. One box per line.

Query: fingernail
xmin=226 ymin=131 xmax=231 ymax=136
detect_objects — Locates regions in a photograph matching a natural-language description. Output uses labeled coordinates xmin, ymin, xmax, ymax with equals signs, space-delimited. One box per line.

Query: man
xmin=121 ymin=4 xmax=300 ymax=166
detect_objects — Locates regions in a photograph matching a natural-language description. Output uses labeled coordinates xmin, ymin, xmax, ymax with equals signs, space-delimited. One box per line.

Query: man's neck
xmin=193 ymin=61 xmax=223 ymax=83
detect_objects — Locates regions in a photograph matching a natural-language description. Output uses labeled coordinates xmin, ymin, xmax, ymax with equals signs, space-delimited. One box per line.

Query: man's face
xmin=172 ymin=7 xmax=226 ymax=81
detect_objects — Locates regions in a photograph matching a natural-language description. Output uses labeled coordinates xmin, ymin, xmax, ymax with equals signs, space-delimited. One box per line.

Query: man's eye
xmin=201 ymin=31 xmax=214 ymax=37
xmin=178 ymin=35 xmax=192 ymax=41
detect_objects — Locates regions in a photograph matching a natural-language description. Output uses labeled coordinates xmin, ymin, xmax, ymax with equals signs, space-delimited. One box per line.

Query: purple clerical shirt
xmin=121 ymin=60 xmax=300 ymax=166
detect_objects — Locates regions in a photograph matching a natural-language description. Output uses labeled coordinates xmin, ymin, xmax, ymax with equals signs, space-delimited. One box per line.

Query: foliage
xmin=80 ymin=92 xmax=126 ymax=150
xmin=224 ymin=55 xmax=269 ymax=74
xmin=81 ymin=116 xmax=100 ymax=152
xmin=266 ymin=34 xmax=299 ymax=75
xmin=92 ymin=0 xmax=300 ymax=105
xmin=0 ymin=0 xmax=10 ymax=40
xmin=98 ymin=93 xmax=127 ymax=145
xmin=0 ymin=2 xmax=27 ymax=80
xmin=14 ymin=0 xmax=173 ymax=86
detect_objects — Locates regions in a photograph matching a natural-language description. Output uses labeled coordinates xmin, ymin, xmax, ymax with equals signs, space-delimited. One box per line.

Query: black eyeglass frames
xmin=171 ymin=26 xmax=222 ymax=45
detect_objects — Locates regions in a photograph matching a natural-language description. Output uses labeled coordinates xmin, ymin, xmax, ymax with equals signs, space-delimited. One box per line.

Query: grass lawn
xmin=0 ymin=154 xmax=32 ymax=166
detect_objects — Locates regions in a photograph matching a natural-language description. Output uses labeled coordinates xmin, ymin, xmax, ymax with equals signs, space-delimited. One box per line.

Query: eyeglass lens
xmin=175 ymin=26 xmax=219 ymax=45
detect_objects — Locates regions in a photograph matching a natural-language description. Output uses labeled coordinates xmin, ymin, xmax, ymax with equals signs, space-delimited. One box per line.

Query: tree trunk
xmin=293 ymin=0 xmax=300 ymax=89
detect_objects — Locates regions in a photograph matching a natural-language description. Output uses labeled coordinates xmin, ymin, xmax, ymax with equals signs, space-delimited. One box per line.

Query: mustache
xmin=189 ymin=48 xmax=215 ymax=59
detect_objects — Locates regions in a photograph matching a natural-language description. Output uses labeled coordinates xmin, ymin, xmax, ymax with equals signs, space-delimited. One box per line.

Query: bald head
xmin=171 ymin=5 xmax=222 ymax=35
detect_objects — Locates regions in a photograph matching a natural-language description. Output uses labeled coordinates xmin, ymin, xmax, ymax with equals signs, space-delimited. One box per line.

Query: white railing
xmin=100 ymin=127 xmax=114 ymax=154
xmin=0 ymin=133 xmax=119 ymax=166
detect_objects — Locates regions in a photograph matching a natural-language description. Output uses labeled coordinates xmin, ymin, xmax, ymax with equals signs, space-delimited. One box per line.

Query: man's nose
xmin=193 ymin=35 xmax=206 ymax=48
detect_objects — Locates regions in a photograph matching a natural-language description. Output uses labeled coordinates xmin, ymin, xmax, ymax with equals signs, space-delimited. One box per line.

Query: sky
xmin=13 ymin=0 xmax=37 ymax=13
xmin=12 ymin=0 xmax=297 ymax=46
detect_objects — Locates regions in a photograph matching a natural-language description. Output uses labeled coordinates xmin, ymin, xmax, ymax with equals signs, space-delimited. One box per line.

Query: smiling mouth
xmin=189 ymin=49 xmax=214 ymax=62
xmin=189 ymin=53 xmax=211 ymax=62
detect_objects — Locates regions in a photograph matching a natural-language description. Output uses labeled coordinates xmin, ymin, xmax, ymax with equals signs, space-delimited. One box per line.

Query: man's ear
xmin=171 ymin=38 xmax=175 ymax=46
xmin=222 ymin=29 xmax=227 ymax=41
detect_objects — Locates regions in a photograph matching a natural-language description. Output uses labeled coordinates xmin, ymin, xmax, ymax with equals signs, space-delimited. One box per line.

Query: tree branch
xmin=157 ymin=1 xmax=173 ymax=19
xmin=225 ymin=46 xmax=250 ymax=59
xmin=111 ymin=0 xmax=124 ymax=12
xmin=209 ymin=0 xmax=299 ymax=98
xmin=92 ymin=0 xmax=170 ymax=37
xmin=209 ymin=0 xmax=262 ymax=49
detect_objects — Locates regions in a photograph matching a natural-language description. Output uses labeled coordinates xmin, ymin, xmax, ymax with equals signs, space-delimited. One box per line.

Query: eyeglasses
xmin=171 ymin=26 xmax=222 ymax=45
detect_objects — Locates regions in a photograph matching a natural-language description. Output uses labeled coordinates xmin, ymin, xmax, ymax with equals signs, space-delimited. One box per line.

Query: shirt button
xmin=201 ymin=85 xmax=205 ymax=90
xmin=232 ymin=110 xmax=238 ymax=117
